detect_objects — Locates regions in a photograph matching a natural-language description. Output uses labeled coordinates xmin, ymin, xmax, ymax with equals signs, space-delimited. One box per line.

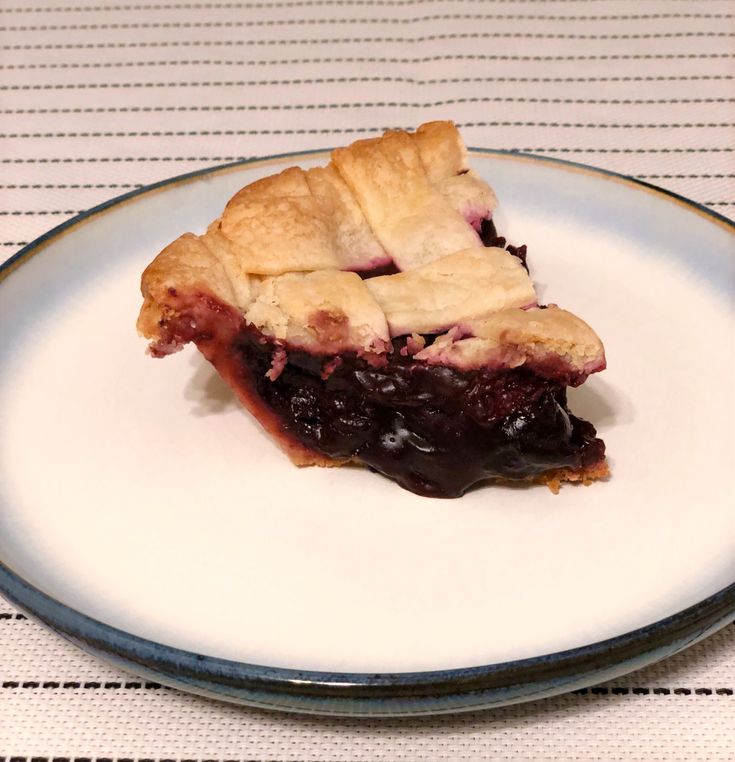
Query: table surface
xmin=1 ymin=0 xmax=734 ymax=758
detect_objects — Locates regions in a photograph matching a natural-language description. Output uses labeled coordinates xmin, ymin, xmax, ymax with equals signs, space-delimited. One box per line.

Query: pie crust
xmin=138 ymin=122 xmax=608 ymax=497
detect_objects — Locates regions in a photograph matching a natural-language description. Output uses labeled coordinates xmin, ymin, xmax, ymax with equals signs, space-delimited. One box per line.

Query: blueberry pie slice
xmin=138 ymin=122 xmax=608 ymax=497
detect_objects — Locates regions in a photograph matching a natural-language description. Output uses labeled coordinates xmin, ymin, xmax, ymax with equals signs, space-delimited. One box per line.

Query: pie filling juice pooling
xmin=138 ymin=122 xmax=608 ymax=497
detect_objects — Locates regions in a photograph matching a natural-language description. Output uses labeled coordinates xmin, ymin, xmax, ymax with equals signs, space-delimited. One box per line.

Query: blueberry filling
xmin=357 ymin=261 xmax=400 ymax=279
xmin=233 ymin=330 xmax=605 ymax=498
xmin=480 ymin=218 xmax=528 ymax=272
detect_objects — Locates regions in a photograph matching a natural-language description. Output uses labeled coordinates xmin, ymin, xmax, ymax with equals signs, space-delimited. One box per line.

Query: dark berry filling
xmin=232 ymin=330 xmax=604 ymax=498
xmin=480 ymin=218 xmax=528 ymax=272
xmin=357 ymin=261 xmax=400 ymax=279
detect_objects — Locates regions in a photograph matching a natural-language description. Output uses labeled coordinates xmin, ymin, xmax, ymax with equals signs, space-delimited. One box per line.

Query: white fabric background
xmin=1 ymin=0 xmax=733 ymax=758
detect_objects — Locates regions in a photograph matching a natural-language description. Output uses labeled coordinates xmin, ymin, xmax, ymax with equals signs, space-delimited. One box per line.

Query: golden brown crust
xmin=414 ymin=121 xmax=497 ymax=222
xmin=332 ymin=128 xmax=483 ymax=271
xmin=305 ymin=164 xmax=389 ymax=271
xmin=137 ymin=233 xmax=237 ymax=340
xmin=365 ymin=247 xmax=535 ymax=336
xmin=200 ymin=222 xmax=253 ymax=309
xmin=139 ymin=123 xmax=604 ymax=375
xmin=288 ymin=450 xmax=349 ymax=468
xmin=219 ymin=167 xmax=341 ymax=275
xmin=139 ymin=122 xmax=505 ymax=347
xmin=414 ymin=120 xmax=469 ymax=182
xmin=245 ymin=270 xmax=390 ymax=354
xmin=534 ymin=459 xmax=611 ymax=494
xmin=414 ymin=306 xmax=606 ymax=376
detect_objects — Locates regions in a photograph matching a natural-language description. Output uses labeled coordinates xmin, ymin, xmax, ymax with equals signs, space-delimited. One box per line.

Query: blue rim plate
xmin=0 ymin=556 xmax=733 ymax=715
xmin=1 ymin=150 xmax=733 ymax=717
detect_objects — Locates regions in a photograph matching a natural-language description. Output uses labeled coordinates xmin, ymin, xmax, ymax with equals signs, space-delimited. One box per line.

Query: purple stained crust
xmin=233 ymin=330 xmax=604 ymax=497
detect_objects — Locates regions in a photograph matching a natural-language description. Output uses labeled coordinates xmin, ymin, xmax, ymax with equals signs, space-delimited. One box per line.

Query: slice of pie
xmin=137 ymin=122 xmax=608 ymax=498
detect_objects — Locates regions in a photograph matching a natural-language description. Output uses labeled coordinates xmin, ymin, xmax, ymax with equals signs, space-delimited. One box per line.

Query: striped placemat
xmin=1 ymin=0 xmax=733 ymax=758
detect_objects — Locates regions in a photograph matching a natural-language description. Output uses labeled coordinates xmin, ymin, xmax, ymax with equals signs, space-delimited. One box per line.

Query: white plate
xmin=0 ymin=151 xmax=733 ymax=716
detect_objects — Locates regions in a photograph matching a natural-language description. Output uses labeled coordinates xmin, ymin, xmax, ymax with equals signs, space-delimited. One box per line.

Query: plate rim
xmin=1 ymin=148 xmax=734 ymax=714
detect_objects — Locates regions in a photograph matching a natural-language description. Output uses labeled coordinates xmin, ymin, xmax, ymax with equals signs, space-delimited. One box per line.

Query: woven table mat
xmin=1 ymin=0 xmax=733 ymax=758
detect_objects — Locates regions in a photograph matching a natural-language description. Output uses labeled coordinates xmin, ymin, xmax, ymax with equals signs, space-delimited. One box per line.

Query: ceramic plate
xmin=0 ymin=151 xmax=733 ymax=717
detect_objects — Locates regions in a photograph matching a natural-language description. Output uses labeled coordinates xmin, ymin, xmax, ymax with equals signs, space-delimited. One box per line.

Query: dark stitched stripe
xmin=2 ymin=73 xmax=731 ymax=88
xmin=0 ymin=211 xmax=84 ymax=216
xmin=0 ymin=681 xmax=165 ymax=689
xmin=0 ymin=183 xmax=143 ymax=189
xmin=0 ymin=98 xmax=728 ymax=115
xmin=4 ymin=122 xmax=733 ymax=138
xmin=3 ymin=147 xmax=735 ymax=166
xmin=4 ymin=31 xmax=734 ymax=50
xmin=523 ymin=147 xmax=735 ymax=153
xmin=3 ymin=0 xmax=723 ymax=10
xmin=2 ymin=73 xmax=731 ymax=89
xmin=1 ymin=156 xmax=257 ymax=163
xmin=572 ymin=687 xmax=734 ymax=696
xmin=462 ymin=120 xmax=735 ymax=128
xmin=4 ymin=75 xmax=735 ymax=96
xmin=639 ymin=173 xmax=735 ymax=178
xmin=0 ymin=756 xmax=309 ymax=762
xmin=4 ymin=52 xmax=733 ymax=70
xmin=5 ymin=98 xmax=735 ymax=115
xmin=4 ymin=97 xmax=735 ymax=116
xmin=0 ymin=682 xmax=731 ymax=694
xmin=3 ymin=12 xmax=733 ymax=31
xmin=0 ymin=757 xmax=308 ymax=762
